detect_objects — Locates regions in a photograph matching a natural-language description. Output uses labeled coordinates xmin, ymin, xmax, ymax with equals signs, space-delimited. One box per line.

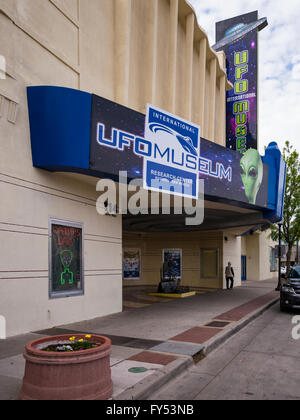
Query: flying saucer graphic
xmin=148 ymin=123 xmax=198 ymax=156
xmin=212 ymin=17 xmax=268 ymax=51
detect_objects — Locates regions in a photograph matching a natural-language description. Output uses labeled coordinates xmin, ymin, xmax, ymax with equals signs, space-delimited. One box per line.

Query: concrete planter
xmin=19 ymin=334 xmax=113 ymax=400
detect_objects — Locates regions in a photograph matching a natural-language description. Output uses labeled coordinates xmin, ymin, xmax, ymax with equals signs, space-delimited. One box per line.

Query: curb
xmin=202 ymin=296 xmax=280 ymax=356
xmin=112 ymin=356 xmax=193 ymax=400
xmin=113 ymin=296 xmax=280 ymax=400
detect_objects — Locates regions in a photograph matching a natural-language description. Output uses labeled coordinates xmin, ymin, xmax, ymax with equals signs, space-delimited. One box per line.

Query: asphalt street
xmin=148 ymin=303 xmax=300 ymax=400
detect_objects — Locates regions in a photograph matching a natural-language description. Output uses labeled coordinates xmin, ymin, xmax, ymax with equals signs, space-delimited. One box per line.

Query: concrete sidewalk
xmin=0 ymin=279 xmax=280 ymax=400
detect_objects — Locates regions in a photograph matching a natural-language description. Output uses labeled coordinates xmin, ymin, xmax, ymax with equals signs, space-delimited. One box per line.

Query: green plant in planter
xmin=42 ymin=335 xmax=100 ymax=352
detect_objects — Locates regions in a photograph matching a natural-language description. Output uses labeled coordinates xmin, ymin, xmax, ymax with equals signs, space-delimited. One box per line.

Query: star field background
xmin=90 ymin=94 xmax=268 ymax=209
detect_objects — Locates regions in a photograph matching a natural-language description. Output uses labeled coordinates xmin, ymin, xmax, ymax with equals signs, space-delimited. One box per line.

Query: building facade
xmin=0 ymin=0 xmax=284 ymax=337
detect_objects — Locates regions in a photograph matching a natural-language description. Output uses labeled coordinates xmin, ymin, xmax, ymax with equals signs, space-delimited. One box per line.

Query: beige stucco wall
xmin=0 ymin=0 xmax=123 ymax=337
xmin=111 ymin=0 xmax=230 ymax=144
xmin=0 ymin=174 xmax=123 ymax=336
xmin=223 ymin=234 xmax=242 ymax=288
xmin=123 ymin=230 xmax=276 ymax=290
xmin=123 ymin=231 xmax=224 ymax=289
xmin=245 ymin=232 xmax=277 ymax=282
xmin=241 ymin=236 xmax=247 ymax=256
xmin=259 ymin=231 xmax=277 ymax=281
xmin=0 ymin=0 xmax=232 ymax=336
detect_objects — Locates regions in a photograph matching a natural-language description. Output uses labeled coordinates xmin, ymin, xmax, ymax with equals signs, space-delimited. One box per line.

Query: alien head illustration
xmin=240 ymin=149 xmax=263 ymax=205
xmin=59 ymin=250 xmax=74 ymax=285
xmin=60 ymin=250 xmax=73 ymax=269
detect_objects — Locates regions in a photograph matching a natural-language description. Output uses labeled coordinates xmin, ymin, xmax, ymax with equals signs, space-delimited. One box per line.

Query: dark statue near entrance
xmin=157 ymin=256 xmax=189 ymax=294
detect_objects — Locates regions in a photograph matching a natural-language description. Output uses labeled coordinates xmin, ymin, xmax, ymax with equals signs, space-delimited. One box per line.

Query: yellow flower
xmin=69 ymin=336 xmax=76 ymax=341
xmin=85 ymin=335 xmax=92 ymax=338
xmin=78 ymin=339 xmax=84 ymax=342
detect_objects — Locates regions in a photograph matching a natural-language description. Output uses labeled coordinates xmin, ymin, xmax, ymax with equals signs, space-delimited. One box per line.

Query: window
xmin=49 ymin=218 xmax=84 ymax=299
xmin=201 ymin=249 xmax=219 ymax=278
xmin=290 ymin=267 xmax=300 ymax=279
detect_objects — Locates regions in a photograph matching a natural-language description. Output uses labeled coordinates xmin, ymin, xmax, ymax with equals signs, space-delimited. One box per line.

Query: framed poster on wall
xmin=123 ymin=249 xmax=141 ymax=280
xmin=49 ymin=218 xmax=84 ymax=299
xmin=162 ymin=249 xmax=182 ymax=280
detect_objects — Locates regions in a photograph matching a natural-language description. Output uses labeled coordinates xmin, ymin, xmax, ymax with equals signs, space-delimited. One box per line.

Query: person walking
xmin=225 ymin=262 xmax=235 ymax=290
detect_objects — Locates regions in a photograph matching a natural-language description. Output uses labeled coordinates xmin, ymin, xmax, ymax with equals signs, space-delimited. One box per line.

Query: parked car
xmin=280 ymin=265 xmax=300 ymax=311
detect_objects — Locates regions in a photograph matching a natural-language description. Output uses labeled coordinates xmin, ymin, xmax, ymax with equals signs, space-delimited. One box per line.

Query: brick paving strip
xmin=127 ymin=351 xmax=178 ymax=366
xmin=169 ymin=327 xmax=223 ymax=344
xmin=213 ymin=291 xmax=279 ymax=322
xmin=128 ymin=291 xmax=279 ymax=365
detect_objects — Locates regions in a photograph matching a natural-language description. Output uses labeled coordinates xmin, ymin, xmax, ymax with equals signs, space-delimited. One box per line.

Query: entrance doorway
xmin=241 ymin=255 xmax=247 ymax=281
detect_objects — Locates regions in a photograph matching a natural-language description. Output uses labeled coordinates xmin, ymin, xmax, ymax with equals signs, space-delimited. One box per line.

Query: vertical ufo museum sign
xmin=213 ymin=11 xmax=268 ymax=153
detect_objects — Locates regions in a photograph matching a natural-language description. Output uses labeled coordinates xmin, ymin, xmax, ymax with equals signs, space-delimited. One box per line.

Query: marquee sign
xmin=27 ymin=86 xmax=286 ymax=222
xmin=91 ymin=94 xmax=268 ymax=207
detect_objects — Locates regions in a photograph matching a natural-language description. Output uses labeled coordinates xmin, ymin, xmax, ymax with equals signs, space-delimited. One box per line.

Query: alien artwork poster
xmin=123 ymin=249 xmax=141 ymax=280
xmin=50 ymin=221 xmax=83 ymax=297
xmin=199 ymin=137 xmax=268 ymax=207
xmin=240 ymin=149 xmax=264 ymax=205
xmin=90 ymin=94 xmax=268 ymax=209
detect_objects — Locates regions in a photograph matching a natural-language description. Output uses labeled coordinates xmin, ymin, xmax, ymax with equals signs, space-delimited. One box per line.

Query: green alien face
xmin=240 ymin=149 xmax=263 ymax=205
xmin=60 ymin=250 xmax=73 ymax=269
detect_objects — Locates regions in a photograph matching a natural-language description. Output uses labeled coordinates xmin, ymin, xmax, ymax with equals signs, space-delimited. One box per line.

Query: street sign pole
xmin=275 ymin=222 xmax=283 ymax=291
